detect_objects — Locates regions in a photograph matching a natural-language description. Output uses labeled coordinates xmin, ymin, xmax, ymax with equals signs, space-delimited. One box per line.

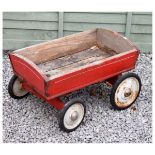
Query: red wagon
xmin=8 ymin=28 xmax=141 ymax=132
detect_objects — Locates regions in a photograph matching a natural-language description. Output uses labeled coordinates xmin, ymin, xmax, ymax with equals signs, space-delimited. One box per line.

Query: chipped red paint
xmin=9 ymin=49 xmax=140 ymax=110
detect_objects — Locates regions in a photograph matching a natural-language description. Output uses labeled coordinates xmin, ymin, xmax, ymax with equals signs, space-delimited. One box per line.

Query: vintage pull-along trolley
xmin=8 ymin=28 xmax=141 ymax=132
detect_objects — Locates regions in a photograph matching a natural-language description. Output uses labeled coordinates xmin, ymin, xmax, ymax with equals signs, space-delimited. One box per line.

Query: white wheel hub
xmin=115 ymin=77 xmax=140 ymax=108
xmin=13 ymin=78 xmax=28 ymax=97
xmin=63 ymin=103 xmax=85 ymax=130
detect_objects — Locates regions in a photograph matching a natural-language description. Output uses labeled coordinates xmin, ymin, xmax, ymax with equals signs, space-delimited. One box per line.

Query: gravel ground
xmin=3 ymin=53 xmax=152 ymax=143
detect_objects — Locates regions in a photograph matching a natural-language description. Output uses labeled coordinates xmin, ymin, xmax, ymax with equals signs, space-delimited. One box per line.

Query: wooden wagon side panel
xmin=46 ymin=50 xmax=139 ymax=98
xmin=9 ymin=54 xmax=46 ymax=96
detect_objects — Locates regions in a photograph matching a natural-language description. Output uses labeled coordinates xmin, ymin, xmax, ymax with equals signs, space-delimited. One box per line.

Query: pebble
xmin=3 ymin=53 xmax=152 ymax=143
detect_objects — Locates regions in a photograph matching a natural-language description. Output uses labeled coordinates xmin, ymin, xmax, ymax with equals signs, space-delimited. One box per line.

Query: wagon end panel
xmin=9 ymin=54 xmax=46 ymax=96
xmin=46 ymin=50 xmax=139 ymax=98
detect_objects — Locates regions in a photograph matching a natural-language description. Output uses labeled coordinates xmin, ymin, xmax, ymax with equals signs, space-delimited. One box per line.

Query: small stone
xmin=3 ymin=52 xmax=152 ymax=143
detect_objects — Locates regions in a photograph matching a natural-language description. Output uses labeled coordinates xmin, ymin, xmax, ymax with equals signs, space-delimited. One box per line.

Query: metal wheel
xmin=110 ymin=73 xmax=141 ymax=110
xmin=8 ymin=75 xmax=29 ymax=99
xmin=59 ymin=99 xmax=86 ymax=132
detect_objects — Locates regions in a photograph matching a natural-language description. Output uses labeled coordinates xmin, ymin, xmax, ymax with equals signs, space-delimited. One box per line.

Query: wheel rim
xmin=63 ymin=103 xmax=85 ymax=130
xmin=12 ymin=78 xmax=28 ymax=97
xmin=115 ymin=77 xmax=140 ymax=108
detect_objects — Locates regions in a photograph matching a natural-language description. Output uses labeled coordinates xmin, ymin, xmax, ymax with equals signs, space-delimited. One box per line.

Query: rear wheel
xmin=59 ymin=99 xmax=86 ymax=132
xmin=110 ymin=73 xmax=141 ymax=110
xmin=8 ymin=75 xmax=29 ymax=99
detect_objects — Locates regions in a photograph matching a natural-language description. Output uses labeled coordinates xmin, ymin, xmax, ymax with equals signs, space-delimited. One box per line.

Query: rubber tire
xmin=8 ymin=75 xmax=29 ymax=99
xmin=110 ymin=73 xmax=141 ymax=110
xmin=59 ymin=99 xmax=86 ymax=132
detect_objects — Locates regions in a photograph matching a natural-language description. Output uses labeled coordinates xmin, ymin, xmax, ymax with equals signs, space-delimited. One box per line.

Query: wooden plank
xmin=96 ymin=29 xmax=134 ymax=53
xmin=3 ymin=39 xmax=46 ymax=50
xmin=134 ymin=42 xmax=152 ymax=53
xmin=3 ymin=29 xmax=58 ymax=40
xmin=15 ymin=29 xmax=97 ymax=64
xmin=3 ymin=20 xmax=58 ymax=30
xmin=132 ymin=14 xmax=152 ymax=25
xmin=5 ymin=40 xmax=151 ymax=53
xmin=132 ymin=12 xmax=152 ymax=15
xmin=64 ymin=23 xmax=125 ymax=32
xmin=131 ymin=25 xmax=152 ymax=34
xmin=38 ymin=47 xmax=108 ymax=72
xmin=3 ymin=12 xmax=59 ymax=21
xmin=46 ymin=53 xmax=111 ymax=79
xmin=64 ymin=12 xmax=126 ymax=24
xmin=129 ymin=34 xmax=152 ymax=43
xmin=64 ymin=31 xmax=79 ymax=36
xmin=125 ymin=12 xmax=132 ymax=37
xmin=58 ymin=12 xmax=64 ymax=37
xmin=64 ymin=31 xmax=125 ymax=36
xmin=65 ymin=12 xmax=127 ymax=14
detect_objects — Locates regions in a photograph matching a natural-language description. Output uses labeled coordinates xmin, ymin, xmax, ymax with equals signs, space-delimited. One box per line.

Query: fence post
xmin=125 ymin=12 xmax=132 ymax=37
xmin=58 ymin=12 xmax=64 ymax=37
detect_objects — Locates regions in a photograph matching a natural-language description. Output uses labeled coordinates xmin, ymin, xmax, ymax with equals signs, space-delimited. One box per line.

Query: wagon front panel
xmin=9 ymin=54 xmax=46 ymax=96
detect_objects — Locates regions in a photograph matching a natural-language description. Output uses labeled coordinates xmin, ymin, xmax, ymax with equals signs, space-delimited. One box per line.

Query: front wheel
xmin=8 ymin=75 xmax=29 ymax=99
xmin=59 ymin=99 xmax=86 ymax=132
xmin=110 ymin=73 xmax=141 ymax=110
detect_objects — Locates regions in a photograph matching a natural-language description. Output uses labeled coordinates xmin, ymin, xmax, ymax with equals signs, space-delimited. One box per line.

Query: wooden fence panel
xmin=3 ymin=12 xmax=152 ymax=53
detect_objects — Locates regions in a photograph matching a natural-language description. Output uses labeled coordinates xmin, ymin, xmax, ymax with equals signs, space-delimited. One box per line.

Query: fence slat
xmin=125 ymin=12 xmax=132 ymax=37
xmin=3 ymin=12 xmax=58 ymax=21
xmin=58 ymin=12 xmax=64 ymax=37
xmin=3 ymin=20 xmax=58 ymax=30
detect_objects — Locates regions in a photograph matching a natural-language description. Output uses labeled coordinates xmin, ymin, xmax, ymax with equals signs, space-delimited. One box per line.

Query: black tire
xmin=59 ymin=99 xmax=86 ymax=132
xmin=8 ymin=75 xmax=29 ymax=99
xmin=110 ymin=73 xmax=141 ymax=110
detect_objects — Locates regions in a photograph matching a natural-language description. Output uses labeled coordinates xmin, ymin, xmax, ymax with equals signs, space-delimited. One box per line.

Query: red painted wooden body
xmin=9 ymin=50 xmax=139 ymax=110
xmin=9 ymin=29 xmax=140 ymax=110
